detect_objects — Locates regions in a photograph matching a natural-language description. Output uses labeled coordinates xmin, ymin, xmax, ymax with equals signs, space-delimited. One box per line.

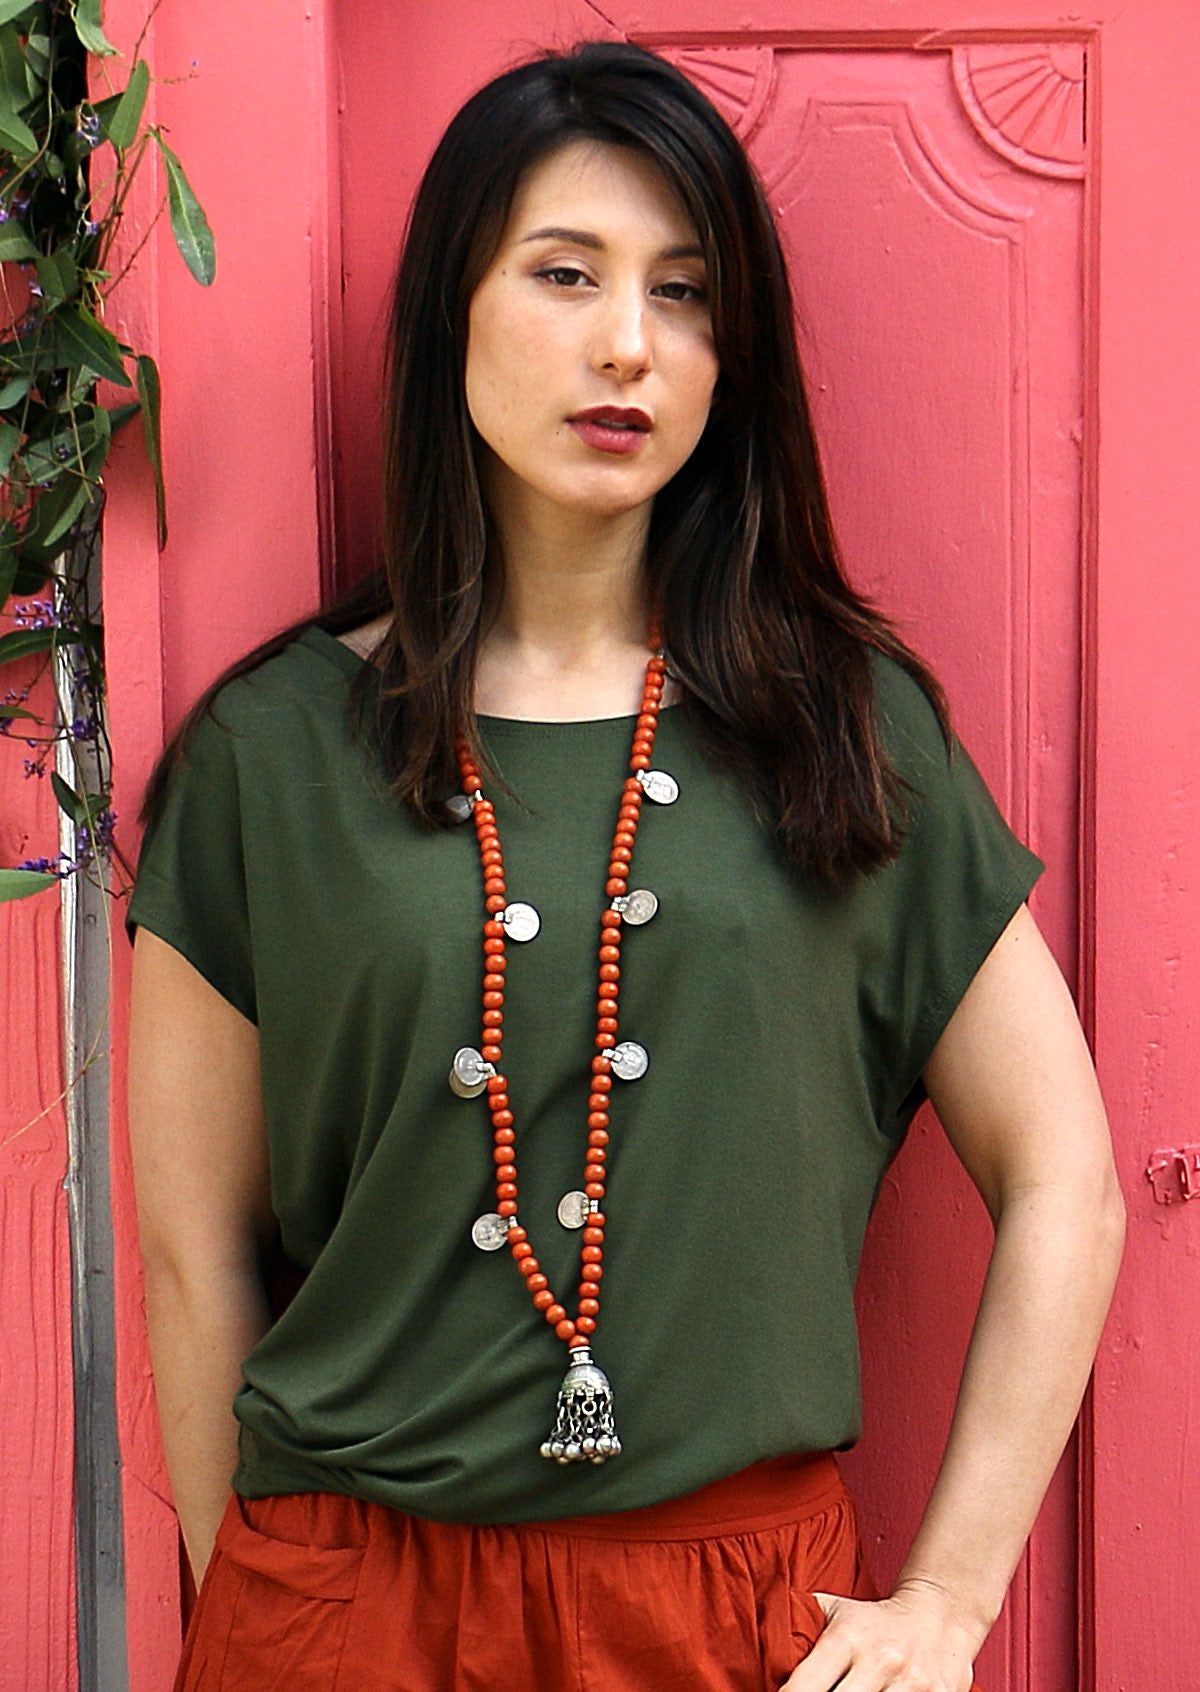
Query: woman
xmin=127 ymin=41 xmax=1123 ymax=1692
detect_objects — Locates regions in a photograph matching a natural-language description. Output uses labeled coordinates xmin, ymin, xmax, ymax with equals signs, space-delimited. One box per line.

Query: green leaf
xmin=0 ymin=625 xmax=54 ymax=664
xmin=0 ymin=374 xmax=31 ymax=406
xmin=24 ymin=33 xmax=51 ymax=81
xmin=34 ymin=250 xmax=80 ymax=306
xmin=0 ymin=869 xmax=59 ymax=903
xmin=0 ymin=219 xmax=37 ymax=261
xmin=0 ymin=416 xmax=19 ymax=478
xmin=71 ymin=0 xmax=117 ymax=56
xmin=135 ymin=352 xmax=166 ymax=545
xmin=105 ymin=58 xmax=148 ymax=150
xmin=53 ymin=303 xmax=131 ymax=386
xmin=51 ymin=770 xmax=86 ymax=825
xmin=0 ymin=103 xmax=38 ymax=157
xmin=108 ymin=400 xmax=139 ymax=434
xmin=0 ymin=704 xmax=38 ymax=720
xmin=152 ymin=132 xmax=215 ymax=285
xmin=0 ymin=541 xmax=15 ymax=603
xmin=0 ymin=1 xmax=41 ymax=25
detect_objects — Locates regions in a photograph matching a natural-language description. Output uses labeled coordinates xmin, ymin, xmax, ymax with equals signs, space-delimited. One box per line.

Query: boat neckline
xmin=298 ymin=624 xmax=681 ymax=728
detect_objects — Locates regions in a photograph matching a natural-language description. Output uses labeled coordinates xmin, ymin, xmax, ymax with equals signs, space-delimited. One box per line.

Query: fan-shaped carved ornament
xmin=660 ymin=46 xmax=777 ymax=144
xmin=951 ymin=43 xmax=1086 ymax=179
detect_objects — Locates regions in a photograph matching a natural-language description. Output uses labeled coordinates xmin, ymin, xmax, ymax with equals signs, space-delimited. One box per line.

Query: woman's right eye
xmin=536 ymin=266 xmax=592 ymax=288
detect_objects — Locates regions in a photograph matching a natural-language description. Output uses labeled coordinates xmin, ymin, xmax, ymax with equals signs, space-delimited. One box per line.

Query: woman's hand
xmin=781 ymin=1582 xmax=981 ymax=1691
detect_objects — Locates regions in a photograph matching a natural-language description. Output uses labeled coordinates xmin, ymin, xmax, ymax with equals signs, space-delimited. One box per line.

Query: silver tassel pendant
xmin=539 ymin=1347 xmax=621 ymax=1465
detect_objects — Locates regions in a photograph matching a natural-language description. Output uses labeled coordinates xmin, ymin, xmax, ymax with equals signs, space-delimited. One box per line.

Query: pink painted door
xmin=99 ymin=2 xmax=1200 ymax=1688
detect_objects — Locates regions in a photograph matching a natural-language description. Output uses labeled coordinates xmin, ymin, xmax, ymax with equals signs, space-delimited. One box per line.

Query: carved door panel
xmin=331 ymin=17 xmax=1083 ymax=1687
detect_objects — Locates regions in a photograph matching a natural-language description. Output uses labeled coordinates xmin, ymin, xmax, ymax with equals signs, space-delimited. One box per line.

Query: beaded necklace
xmin=450 ymin=646 xmax=677 ymax=1465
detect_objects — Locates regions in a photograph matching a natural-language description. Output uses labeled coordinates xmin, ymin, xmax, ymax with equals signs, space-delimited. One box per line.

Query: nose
xmin=591 ymin=283 xmax=650 ymax=381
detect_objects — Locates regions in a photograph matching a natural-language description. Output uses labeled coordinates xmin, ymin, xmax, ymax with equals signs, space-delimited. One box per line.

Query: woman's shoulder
xmin=867 ymin=646 xmax=953 ymax=780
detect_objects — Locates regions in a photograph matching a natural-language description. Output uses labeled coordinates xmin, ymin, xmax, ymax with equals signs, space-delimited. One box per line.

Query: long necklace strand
xmin=452 ymin=647 xmax=672 ymax=1463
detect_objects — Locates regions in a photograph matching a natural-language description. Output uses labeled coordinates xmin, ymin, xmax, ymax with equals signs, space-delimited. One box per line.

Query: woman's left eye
xmin=653 ymin=280 xmax=707 ymax=304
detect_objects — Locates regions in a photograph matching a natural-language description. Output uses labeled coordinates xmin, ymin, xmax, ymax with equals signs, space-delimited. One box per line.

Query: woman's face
xmin=465 ymin=140 xmax=719 ymax=531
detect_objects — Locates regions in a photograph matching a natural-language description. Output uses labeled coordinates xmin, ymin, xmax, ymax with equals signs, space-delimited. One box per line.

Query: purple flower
xmin=16 ymin=857 xmax=59 ymax=876
xmin=23 ymin=758 xmax=45 ymax=778
xmin=70 ymin=715 xmax=97 ymax=741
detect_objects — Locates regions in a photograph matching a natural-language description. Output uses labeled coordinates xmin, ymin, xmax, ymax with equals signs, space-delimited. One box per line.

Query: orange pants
xmin=175 ymin=1453 xmax=979 ymax=1690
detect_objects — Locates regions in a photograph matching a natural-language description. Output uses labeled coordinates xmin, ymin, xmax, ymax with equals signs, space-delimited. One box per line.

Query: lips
xmin=568 ymin=406 xmax=652 ymax=431
xmin=567 ymin=406 xmax=653 ymax=456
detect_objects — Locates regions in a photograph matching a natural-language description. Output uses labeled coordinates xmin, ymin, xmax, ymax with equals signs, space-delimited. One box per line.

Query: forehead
xmin=502 ymin=139 xmax=701 ymax=247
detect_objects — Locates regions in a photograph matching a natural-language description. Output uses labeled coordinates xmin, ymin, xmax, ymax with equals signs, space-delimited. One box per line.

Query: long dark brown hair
xmin=141 ymin=41 xmax=947 ymax=885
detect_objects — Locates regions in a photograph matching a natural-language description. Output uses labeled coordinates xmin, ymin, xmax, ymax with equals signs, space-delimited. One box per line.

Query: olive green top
xmin=127 ymin=625 xmax=1042 ymax=1523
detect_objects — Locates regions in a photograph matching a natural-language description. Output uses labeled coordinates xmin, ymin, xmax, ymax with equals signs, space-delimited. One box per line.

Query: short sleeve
xmin=863 ymin=659 xmax=1044 ymax=1131
xmin=125 ymin=704 xmax=257 ymax=1023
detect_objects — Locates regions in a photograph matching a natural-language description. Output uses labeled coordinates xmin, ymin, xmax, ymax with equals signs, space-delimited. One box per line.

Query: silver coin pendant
xmin=639 ymin=769 xmax=679 ymax=806
xmin=622 ymin=888 xmax=659 ymax=926
xmin=611 ymin=1040 xmax=649 ymax=1081
xmin=503 ymin=900 xmax=541 ymax=943
xmin=445 ymin=793 xmax=474 ymax=823
xmin=471 ymin=1212 xmax=509 ymax=1251
xmin=449 ymin=1045 xmax=490 ymax=1098
xmin=557 ymin=1190 xmax=591 ymax=1230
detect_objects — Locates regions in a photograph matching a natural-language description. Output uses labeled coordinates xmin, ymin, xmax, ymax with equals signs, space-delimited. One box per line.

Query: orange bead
xmin=485 ymin=895 xmax=507 ymax=913
xmin=585 ymin=1163 xmax=606 ymax=1184
xmin=587 ymin=1112 xmax=609 ymax=1130
xmin=527 ymin=1272 xmax=548 ymax=1291
xmin=597 ymin=1017 xmax=619 ymax=1035
xmin=630 ymin=753 xmax=651 ymax=771
xmin=533 ymin=1290 xmax=554 ymax=1310
xmin=582 ymin=1245 xmax=603 ymax=1263
xmin=588 ymin=1128 xmax=609 ymax=1147
xmin=483 ymin=975 xmax=506 ymax=993
xmin=482 ymin=1043 xmax=502 ymax=1063
xmin=600 ymin=925 xmax=622 ymax=945
xmin=507 ymin=1226 xmax=527 ymax=1244
xmin=587 ymin=1093 xmax=609 ymax=1111
xmin=599 ymin=963 xmax=620 ymax=982
xmin=491 ymin=1109 xmax=514 ymax=1130
xmin=483 ymin=1009 xmax=503 ymax=1027
xmin=555 ymin=1318 xmax=577 ymax=1341
xmin=484 ymin=878 xmax=506 ymax=897
xmin=613 ymin=832 xmax=636 ymax=852
xmin=582 ymin=1226 xmax=605 ymax=1245
xmin=519 ymin=1257 xmax=541 ymax=1277
xmin=578 ymin=1297 xmax=600 ymax=1316
xmin=591 ymin=1073 xmax=612 ymax=1092
xmin=483 ymin=920 xmax=505 ymax=938
xmin=605 ymin=878 xmax=627 ymax=897
xmin=487 ymin=1073 xmax=508 ymax=1092
xmin=481 ymin=848 xmax=503 ymax=868
xmin=483 ymin=991 xmax=504 ymax=1010
xmin=590 ymin=1211 xmax=606 ymax=1227
xmin=598 ymin=946 xmax=621 ymax=965
xmin=493 ymin=1126 xmax=515 ymax=1145
xmin=591 ymin=1056 xmax=611 ymax=1074
xmin=623 ymin=777 xmax=642 ymax=794
xmin=484 ymin=937 xmax=505 ymax=955
xmin=489 ymin=1093 xmax=509 ymax=1112
xmin=511 ymin=1241 xmax=532 ymax=1261
xmin=585 ymin=1182 xmax=606 ymax=1199
xmin=568 ymin=1335 xmax=590 ymax=1349
xmin=497 ymin=1181 xmax=518 ymax=1199
xmin=492 ymin=1146 xmax=514 ymax=1168
xmin=544 ymin=1304 xmax=566 ymax=1326
xmin=596 ymin=999 xmax=619 ymax=1018
xmin=498 ymin=1199 xmax=518 ymax=1216
xmin=637 ymin=709 xmax=658 ymax=728
xmin=581 ymin=1262 xmax=603 ymax=1282
xmin=575 ymin=1316 xmax=597 ymax=1335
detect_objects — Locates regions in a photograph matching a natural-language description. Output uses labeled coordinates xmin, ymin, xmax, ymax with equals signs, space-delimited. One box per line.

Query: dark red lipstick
xmin=568 ymin=406 xmax=652 ymax=455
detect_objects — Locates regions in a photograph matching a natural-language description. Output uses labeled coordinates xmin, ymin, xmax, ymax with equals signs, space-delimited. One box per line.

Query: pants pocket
xmin=176 ymin=1494 xmax=366 ymax=1691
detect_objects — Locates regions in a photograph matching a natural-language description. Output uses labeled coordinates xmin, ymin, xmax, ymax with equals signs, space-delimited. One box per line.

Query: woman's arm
xmin=128 ymin=928 xmax=277 ymax=1588
xmin=783 ymin=903 xmax=1125 ymax=1691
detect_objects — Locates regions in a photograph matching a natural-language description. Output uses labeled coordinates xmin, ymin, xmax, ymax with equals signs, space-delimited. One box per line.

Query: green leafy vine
xmin=0 ymin=0 xmax=213 ymax=905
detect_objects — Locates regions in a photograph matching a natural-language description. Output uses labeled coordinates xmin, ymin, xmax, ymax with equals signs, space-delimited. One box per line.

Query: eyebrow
xmin=518 ymin=226 xmax=705 ymax=262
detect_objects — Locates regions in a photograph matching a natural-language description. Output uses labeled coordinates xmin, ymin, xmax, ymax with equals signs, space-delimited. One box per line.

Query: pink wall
xmin=86 ymin=1 xmax=1200 ymax=1687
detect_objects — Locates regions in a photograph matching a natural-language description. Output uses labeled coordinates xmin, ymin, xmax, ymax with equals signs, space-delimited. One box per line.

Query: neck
xmin=476 ymin=474 xmax=658 ymax=721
